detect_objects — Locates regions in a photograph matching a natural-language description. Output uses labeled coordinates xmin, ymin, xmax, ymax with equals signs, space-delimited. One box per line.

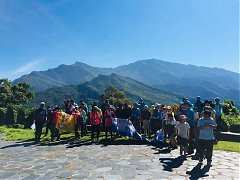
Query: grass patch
xmin=0 ymin=125 xmax=34 ymax=141
xmin=214 ymin=141 xmax=240 ymax=153
xmin=0 ymin=125 xmax=105 ymax=144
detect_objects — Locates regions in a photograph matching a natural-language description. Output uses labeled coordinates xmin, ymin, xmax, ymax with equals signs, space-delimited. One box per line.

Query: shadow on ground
xmin=0 ymin=135 xmax=150 ymax=149
xmin=66 ymin=137 xmax=149 ymax=148
xmin=186 ymin=164 xmax=211 ymax=179
xmin=159 ymin=156 xmax=186 ymax=172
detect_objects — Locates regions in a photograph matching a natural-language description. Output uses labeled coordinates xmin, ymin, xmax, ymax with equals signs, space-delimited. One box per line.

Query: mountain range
xmin=32 ymin=73 xmax=181 ymax=105
xmin=14 ymin=59 xmax=240 ymax=104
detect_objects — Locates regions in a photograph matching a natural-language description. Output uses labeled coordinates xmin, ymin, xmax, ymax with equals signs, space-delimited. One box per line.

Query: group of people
xmin=33 ymin=96 xmax=223 ymax=167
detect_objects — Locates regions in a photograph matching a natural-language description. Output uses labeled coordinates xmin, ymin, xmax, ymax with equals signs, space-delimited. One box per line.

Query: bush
xmin=24 ymin=111 xmax=34 ymax=129
xmin=16 ymin=108 xmax=26 ymax=125
xmin=223 ymin=100 xmax=239 ymax=116
xmin=12 ymin=124 xmax=25 ymax=129
xmin=222 ymin=114 xmax=240 ymax=126
xmin=0 ymin=108 xmax=5 ymax=125
xmin=5 ymin=106 xmax=16 ymax=125
xmin=217 ymin=120 xmax=229 ymax=132
xmin=229 ymin=124 xmax=240 ymax=133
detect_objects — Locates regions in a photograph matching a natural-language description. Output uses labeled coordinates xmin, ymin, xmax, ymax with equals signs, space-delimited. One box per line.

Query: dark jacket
xmin=34 ymin=108 xmax=47 ymax=125
xmin=141 ymin=110 xmax=151 ymax=120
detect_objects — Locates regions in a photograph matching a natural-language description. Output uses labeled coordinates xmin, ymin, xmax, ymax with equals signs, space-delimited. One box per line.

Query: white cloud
xmin=9 ymin=59 xmax=44 ymax=80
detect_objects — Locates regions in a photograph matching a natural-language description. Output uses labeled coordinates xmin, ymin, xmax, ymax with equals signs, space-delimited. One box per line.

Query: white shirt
xmin=164 ymin=116 xmax=177 ymax=126
xmin=176 ymin=122 xmax=190 ymax=139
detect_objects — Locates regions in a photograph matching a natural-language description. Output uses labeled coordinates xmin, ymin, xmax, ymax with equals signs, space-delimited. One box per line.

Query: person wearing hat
xmin=197 ymin=109 xmax=217 ymax=167
xmin=162 ymin=106 xmax=177 ymax=149
xmin=34 ymin=102 xmax=47 ymax=143
xmin=177 ymin=101 xmax=196 ymax=154
xmin=176 ymin=115 xmax=190 ymax=156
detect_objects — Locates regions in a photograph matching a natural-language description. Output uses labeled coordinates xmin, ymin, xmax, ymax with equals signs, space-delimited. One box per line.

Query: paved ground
xmin=0 ymin=140 xmax=239 ymax=180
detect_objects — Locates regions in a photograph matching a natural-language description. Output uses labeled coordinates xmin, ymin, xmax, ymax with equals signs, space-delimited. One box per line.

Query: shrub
xmin=229 ymin=124 xmax=240 ymax=133
xmin=222 ymin=114 xmax=240 ymax=126
xmin=12 ymin=124 xmax=25 ymax=129
xmin=16 ymin=108 xmax=26 ymax=125
xmin=223 ymin=100 xmax=239 ymax=116
xmin=5 ymin=106 xmax=16 ymax=125
xmin=24 ymin=111 xmax=34 ymax=129
xmin=0 ymin=108 xmax=5 ymax=125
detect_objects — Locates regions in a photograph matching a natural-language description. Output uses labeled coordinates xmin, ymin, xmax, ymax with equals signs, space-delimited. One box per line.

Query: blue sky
xmin=0 ymin=0 xmax=239 ymax=80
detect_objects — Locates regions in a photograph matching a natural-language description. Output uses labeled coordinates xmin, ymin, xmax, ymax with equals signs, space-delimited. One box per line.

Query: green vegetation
xmin=0 ymin=79 xmax=35 ymax=127
xmin=0 ymin=125 xmax=82 ymax=142
xmin=222 ymin=100 xmax=240 ymax=126
xmin=0 ymin=125 xmax=34 ymax=141
xmin=222 ymin=114 xmax=240 ymax=126
xmin=0 ymin=106 xmax=35 ymax=128
xmin=0 ymin=79 xmax=33 ymax=107
xmin=221 ymin=100 xmax=240 ymax=133
xmin=223 ymin=100 xmax=239 ymax=115
xmin=214 ymin=141 xmax=240 ymax=153
xmin=103 ymin=86 xmax=131 ymax=105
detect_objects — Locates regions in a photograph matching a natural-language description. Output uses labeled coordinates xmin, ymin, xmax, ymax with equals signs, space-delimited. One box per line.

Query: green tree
xmin=0 ymin=108 xmax=5 ymax=125
xmin=24 ymin=111 xmax=34 ymax=128
xmin=103 ymin=86 xmax=131 ymax=105
xmin=5 ymin=106 xmax=15 ymax=125
xmin=17 ymin=108 xmax=26 ymax=125
xmin=0 ymin=79 xmax=12 ymax=107
xmin=223 ymin=100 xmax=239 ymax=116
xmin=0 ymin=79 xmax=33 ymax=107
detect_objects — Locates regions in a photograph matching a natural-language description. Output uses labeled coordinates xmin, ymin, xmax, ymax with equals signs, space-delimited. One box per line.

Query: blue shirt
xmin=187 ymin=109 xmax=195 ymax=128
xmin=197 ymin=118 xmax=217 ymax=140
xmin=152 ymin=110 xmax=161 ymax=119
xmin=131 ymin=108 xmax=141 ymax=119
